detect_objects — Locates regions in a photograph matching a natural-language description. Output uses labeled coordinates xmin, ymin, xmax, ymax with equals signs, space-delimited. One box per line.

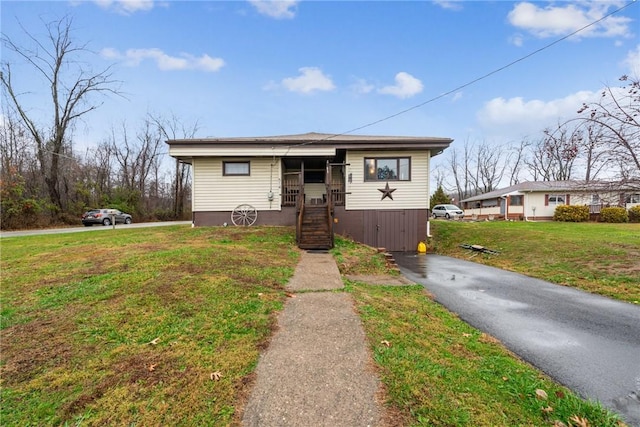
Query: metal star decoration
xmin=378 ymin=182 xmax=396 ymax=200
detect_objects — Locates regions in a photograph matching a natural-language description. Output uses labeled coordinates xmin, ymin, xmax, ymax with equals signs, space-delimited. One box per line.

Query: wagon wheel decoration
xmin=231 ymin=204 xmax=257 ymax=226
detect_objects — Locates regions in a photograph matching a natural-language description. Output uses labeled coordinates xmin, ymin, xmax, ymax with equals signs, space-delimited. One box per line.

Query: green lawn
xmin=0 ymin=224 xmax=632 ymax=426
xmin=428 ymin=220 xmax=640 ymax=303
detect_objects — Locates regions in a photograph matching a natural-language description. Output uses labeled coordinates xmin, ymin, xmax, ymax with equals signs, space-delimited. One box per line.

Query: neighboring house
xmin=167 ymin=132 xmax=453 ymax=251
xmin=460 ymin=180 xmax=640 ymax=221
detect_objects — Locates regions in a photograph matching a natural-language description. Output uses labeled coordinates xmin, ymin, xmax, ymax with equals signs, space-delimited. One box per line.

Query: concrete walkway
xmin=242 ymin=251 xmax=384 ymax=427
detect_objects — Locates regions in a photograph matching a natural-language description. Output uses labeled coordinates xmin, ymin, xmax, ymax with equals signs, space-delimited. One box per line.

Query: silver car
xmin=82 ymin=209 xmax=133 ymax=226
xmin=431 ymin=204 xmax=464 ymax=219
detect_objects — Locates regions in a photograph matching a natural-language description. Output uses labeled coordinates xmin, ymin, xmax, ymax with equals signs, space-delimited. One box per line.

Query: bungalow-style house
xmin=167 ymin=132 xmax=453 ymax=251
xmin=459 ymin=180 xmax=640 ymax=221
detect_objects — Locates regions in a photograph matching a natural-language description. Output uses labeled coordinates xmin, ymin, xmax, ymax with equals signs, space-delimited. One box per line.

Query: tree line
xmin=1 ymin=17 xmax=194 ymax=230
xmin=434 ymin=75 xmax=640 ymax=202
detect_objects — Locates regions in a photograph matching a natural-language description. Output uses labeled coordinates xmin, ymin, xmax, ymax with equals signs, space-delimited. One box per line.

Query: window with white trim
xmin=223 ymin=161 xmax=250 ymax=176
xmin=364 ymin=157 xmax=410 ymax=181
xmin=548 ymin=194 xmax=565 ymax=205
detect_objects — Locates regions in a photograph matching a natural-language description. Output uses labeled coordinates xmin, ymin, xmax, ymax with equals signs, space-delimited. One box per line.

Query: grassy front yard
xmin=429 ymin=220 xmax=640 ymax=304
xmin=1 ymin=223 xmax=634 ymax=426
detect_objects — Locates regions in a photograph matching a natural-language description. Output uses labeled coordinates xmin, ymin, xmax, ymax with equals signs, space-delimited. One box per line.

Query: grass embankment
xmin=428 ymin=220 xmax=640 ymax=303
xmin=1 ymin=225 xmax=630 ymax=426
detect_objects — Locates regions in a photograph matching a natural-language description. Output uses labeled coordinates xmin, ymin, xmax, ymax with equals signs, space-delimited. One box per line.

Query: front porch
xmin=281 ymin=157 xmax=346 ymax=250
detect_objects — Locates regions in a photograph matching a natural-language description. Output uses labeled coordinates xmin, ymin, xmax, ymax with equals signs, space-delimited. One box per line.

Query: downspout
xmin=502 ymin=195 xmax=508 ymax=220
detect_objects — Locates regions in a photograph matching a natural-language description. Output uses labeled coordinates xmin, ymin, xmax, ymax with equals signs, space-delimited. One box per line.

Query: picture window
xmin=364 ymin=157 xmax=410 ymax=181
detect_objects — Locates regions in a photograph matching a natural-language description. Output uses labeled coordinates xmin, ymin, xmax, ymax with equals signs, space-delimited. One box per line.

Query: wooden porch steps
xmin=298 ymin=206 xmax=332 ymax=250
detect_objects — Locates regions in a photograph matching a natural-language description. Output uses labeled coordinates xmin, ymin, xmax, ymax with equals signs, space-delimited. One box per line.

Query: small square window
xmin=223 ymin=161 xmax=250 ymax=176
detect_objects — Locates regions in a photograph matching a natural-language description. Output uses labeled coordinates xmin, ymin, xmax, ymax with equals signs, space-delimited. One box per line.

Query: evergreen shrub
xmin=600 ymin=207 xmax=628 ymax=223
xmin=553 ymin=205 xmax=590 ymax=222
xmin=628 ymin=205 xmax=640 ymax=223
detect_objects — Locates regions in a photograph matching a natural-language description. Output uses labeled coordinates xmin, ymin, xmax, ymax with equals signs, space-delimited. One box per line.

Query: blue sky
xmin=2 ymin=0 xmax=639 ymax=168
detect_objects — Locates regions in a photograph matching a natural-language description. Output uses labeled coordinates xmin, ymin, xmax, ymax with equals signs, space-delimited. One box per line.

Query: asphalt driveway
xmin=395 ymin=253 xmax=640 ymax=426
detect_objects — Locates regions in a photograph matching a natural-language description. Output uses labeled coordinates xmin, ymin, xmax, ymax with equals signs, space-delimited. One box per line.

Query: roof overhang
xmin=166 ymin=132 xmax=454 ymax=163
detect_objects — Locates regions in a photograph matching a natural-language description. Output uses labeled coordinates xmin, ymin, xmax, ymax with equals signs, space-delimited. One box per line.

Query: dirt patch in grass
xmin=1 ymin=315 xmax=77 ymax=385
xmin=61 ymin=350 xmax=183 ymax=419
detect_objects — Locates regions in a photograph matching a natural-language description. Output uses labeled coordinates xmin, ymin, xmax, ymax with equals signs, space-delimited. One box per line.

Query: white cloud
xmin=433 ymin=0 xmax=463 ymax=11
xmin=280 ymin=67 xmax=335 ymax=94
xmin=507 ymin=1 xmax=633 ymax=40
xmin=350 ymin=78 xmax=375 ymax=95
xmin=508 ymin=33 xmax=524 ymax=47
xmin=100 ymin=48 xmax=225 ymax=72
xmin=90 ymin=0 xmax=156 ymax=15
xmin=623 ymin=44 xmax=640 ymax=75
xmin=477 ymin=90 xmax=600 ymax=137
xmin=249 ymin=0 xmax=298 ymax=19
xmin=378 ymin=72 xmax=423 ymax=99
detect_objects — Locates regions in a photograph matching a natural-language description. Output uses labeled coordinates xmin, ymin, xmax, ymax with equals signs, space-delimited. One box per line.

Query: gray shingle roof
xmin=460 ymin=180 xmax=634 ymax=202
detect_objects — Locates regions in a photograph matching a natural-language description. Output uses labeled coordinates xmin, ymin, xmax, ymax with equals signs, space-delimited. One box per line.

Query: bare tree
xmin=109 ymin=119 xmax=164 ymax=214
xmin=473 ymin=141 xmax=506 ymax=194
xmin=577 ymin=75 xmax=640 ymax=186
xmin=526 ymin=123 xmax=579 ymax=181
xmin=505 ymin=139 xmax=530 ymax=186
xmin=445 ymin=139 xmax=507 ymax=200
xmin=1 ymin=16 xmax=120 ymax=213
xmin=149 ymin=113 xmax=198 ymax=219
xmin=580 ymin=121 xmax=611 ymax=182
xmin=446 ymin=144 xmax=467 ymax=201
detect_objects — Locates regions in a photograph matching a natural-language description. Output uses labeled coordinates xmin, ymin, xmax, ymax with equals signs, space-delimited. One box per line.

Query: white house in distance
xmin=166 ymin=132 xmax=453 ymax=251
xmin=459 ymin=180 xmax=640 ymax=221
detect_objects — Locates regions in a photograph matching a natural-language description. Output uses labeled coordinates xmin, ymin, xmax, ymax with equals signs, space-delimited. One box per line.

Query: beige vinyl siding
xmin=527 ymin=193 xmax=554 ymax=218
xmin=193 ymin=157 xmax=282 ymax=211
xmin=345 ymin=150 xmax=430 ymax=210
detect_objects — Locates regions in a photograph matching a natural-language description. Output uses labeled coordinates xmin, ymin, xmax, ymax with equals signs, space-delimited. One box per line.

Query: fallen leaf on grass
xmin=210 ymin=371 xmax=223 ymax=381
xmin=148 ymin=337 xmax=160 ymax=345
xmin=541 ymin=406 xmax=554 ymax=414
xmin=568 ymin=415 xmax=590 ymax=427
xmin=462 ymin=333 xmax=472 ymax=338
xmin=148 ymin=364 xmax=157 ymax=372
xmin=502 ymin=376 xmax=509 ymax=381
xmin=380 ymin=340 xmax=391 ymax=347
xmin=553 ymin=421 xmax=567 ymax=427
xmin=555 ymin=390 xmax=565 ymax=399
xmin=535 ymin=389 xmax=548 ymax=400
xmin=286 ymin=292 xmax=295 ymax=298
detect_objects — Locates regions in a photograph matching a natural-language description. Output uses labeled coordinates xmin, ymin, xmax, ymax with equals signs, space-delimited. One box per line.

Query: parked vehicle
xmin=431 ymin=204 xmax=464 ymax=219
xmin=82 ymin=209 xmax=133 ymax=226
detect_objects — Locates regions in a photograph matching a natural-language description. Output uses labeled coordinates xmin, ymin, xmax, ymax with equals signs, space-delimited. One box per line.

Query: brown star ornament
xmin=378 ymin=182 xmax=396 ymax=200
